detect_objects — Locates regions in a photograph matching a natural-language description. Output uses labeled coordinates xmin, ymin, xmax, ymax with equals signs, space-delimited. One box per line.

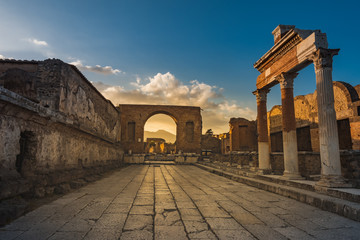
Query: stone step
xmin=144 ymin=160 xmax=175 ymax=165
xmin=198 ymin=161 xmax=360 ymax=204
xmin=309 ymin=174 xmax=322 ymax=181
xmin=195 ymin=162 xmax=360 ymax=222
xmin=252 ymin=173 xmax=360 ymax=204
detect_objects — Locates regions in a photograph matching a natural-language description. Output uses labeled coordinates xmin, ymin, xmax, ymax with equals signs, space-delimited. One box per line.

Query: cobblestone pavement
xmin=1 ymin=165 xmax=360 ymax=240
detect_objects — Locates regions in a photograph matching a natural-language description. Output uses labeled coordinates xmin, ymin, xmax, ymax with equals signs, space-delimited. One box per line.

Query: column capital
xmin=252 ymin=89 xmax=270 ymax=102
xmin=307 ymin=48 xmax=340 ymax=71
xmin=276 ymin=72 xmax=298 ymax=89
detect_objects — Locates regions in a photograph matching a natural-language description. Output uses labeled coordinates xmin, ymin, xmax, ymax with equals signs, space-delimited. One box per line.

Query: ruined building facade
xmin=229 ymin=118 xmax=257 ymax=152
xmin=0 ymin=59 xmax=205 ymax=200
xmin=269 ymin=81 xmax=360 ymax=152
xmin=200 ymin=134 xmax=221 ymax=154
xmin=0 ymin=59 xmax=123 ymax=200
xmin=216 ymin=119 xmax=257 ymax=154
xmin=118 ymin=104 xmax=202 ymax=154
xmin=253 ymin=25 xmax=358 ymax=187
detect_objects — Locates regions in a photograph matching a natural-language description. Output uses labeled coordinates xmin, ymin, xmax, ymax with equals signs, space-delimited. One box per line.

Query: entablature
xmin=254 ymin=25 xmax=328 ymax=90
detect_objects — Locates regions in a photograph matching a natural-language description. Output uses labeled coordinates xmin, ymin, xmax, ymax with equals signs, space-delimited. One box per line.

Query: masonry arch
xmin=117 ymin=104 xmax=202 ymax=154
xmin=144 ymin=110 xmax=178 ymax=125
xmin=332 ymin=81 xmax=358 ymax=150
xmin=144 ymin=113 xmax=177 ymax=154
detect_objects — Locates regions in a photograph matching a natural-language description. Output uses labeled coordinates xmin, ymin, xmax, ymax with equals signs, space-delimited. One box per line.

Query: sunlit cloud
xmin=0 ymin=54 xmax=4 ymax=59
xmin=92 ymin=72 xmax=256 ymax=134
xmin=70 ymin=59 xmax=122 ymax=75
xmin=26 ymin=38 xmax=48 ymax=46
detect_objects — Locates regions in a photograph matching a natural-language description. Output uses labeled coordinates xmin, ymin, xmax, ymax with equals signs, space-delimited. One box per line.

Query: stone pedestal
xmin=278 ymin=73 xmax=302 ymax=180
xmin=309 ymin=48 xmax=349 ymax=187
xmin=253 ymin=89 xmax=271 ymax=174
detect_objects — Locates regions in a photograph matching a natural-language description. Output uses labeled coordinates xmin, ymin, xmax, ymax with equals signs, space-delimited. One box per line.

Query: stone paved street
xmin=1 ymin=165 xmax=360 ymax=240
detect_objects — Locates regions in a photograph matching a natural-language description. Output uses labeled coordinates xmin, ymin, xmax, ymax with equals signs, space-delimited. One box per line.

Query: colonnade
xmin=254 ymin=48 xmax=347 ymax=187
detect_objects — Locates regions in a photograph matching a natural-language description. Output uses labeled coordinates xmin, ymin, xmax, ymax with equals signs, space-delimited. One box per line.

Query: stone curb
xmin=195 ymin=163 xmax=360 ymax=222
xmin=199 ymin=161 xmax=360 ymax=204
xmin=255 ymin=174 xmax=360 ymax=204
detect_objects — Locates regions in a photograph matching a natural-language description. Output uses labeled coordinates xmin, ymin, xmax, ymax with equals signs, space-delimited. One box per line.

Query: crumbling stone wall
xmin=206 ymin=152 xmax=258 ymax=168
xmin=217 ymin=133 xmax=230 ymax=154
xmin=205 ymin=151 xmax=360 ymax=186
xmin=201 ymin=135 xmax=221 ymax=153
xmin=0 ymin=59 xmax=120 ymax=141
xmin=268 ymin=81 xmax=360 ymax=151
xmin=229 ymin=118 xmax=257 ymax=151
xmin=0 ymin=59 xmax=123 ymax=200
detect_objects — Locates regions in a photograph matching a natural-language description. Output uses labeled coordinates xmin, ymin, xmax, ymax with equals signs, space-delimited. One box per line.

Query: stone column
xmin=253 ymin=89 xmax=271 ymax=173
xmin=308 ymin=48 xmax=349 ymax=187
xmin=277 ymin=73 xmax=302 ymax=179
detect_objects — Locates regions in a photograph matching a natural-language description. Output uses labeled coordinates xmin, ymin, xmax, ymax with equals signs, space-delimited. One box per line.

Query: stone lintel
xmin=255 ymin=27 xmax=328 ymax=90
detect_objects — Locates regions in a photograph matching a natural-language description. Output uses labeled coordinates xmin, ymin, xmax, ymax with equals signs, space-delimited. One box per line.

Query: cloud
xmin=0 ymin=54 xmax=14 ymax=60
xmin=70 ymin=59 xmax=121 ymax=75
xmin=131 ymin=72 xmax=220 ymax=108
xmin=27 ymin=38 xmax=48 ymax=46
xmin=92 ymin=72 xmax=256 ymax=134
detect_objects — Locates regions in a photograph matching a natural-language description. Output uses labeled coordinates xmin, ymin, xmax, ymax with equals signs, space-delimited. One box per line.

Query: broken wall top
xmin=0 ymin=58 xmax=121 ymax=142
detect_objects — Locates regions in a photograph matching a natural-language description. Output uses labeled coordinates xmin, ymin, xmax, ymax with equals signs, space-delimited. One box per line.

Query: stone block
xmin=154 ymin=226 xmax=187 ymax=240
xmin=54 ymin=183 xmax=71 ymax=194
xmin=123 ymin=215 xmax=153 ymax=231
xmin=34 ymin=187 xmax=46 ymax=198
xmin=175 ymin=156 xmax=185 ymax=163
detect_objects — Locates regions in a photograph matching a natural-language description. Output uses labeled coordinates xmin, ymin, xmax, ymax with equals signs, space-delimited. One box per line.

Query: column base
xmin=315 ymin=175 xmax=352 ymax=188
xmin=282 ymin=172 xmax=304 ymax=180
xmin=257 ymin=169 xmax=272 ymax=175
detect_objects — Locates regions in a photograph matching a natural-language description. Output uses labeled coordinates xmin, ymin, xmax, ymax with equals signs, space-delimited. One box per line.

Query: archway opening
xmin=144 ymin=114 xmax=177 ymax=154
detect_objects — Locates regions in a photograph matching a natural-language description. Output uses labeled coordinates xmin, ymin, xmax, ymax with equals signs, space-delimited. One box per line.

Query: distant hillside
xmin=144 ymin=130 xmax=176 ymax=143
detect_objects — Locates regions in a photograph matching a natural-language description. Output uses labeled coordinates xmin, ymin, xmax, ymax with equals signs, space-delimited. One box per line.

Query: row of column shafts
xmin=253 ymin=48 xmax=348 ymax=187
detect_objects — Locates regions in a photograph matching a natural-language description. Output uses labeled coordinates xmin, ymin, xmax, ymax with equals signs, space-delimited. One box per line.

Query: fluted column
xmin=308 ymin=48 xmax=349 ymax=187
xmin=253 ymin=89 xmax=271 ymax=173
xmin=277 ymin=73 xmax=302 ymax=179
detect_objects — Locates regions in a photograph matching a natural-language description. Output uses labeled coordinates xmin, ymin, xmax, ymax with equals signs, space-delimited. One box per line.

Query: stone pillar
xmin=277 ymin=73 xmax=302 ymax=179
xmin=308 ymin=48 xmax=349 ymax=187
xmin=253 ymin=89 xmax=271 ymax=173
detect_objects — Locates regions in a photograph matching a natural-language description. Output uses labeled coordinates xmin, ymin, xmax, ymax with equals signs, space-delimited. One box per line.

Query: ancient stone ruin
xmin=3 ymin=24 xmax=360 ymax=237
xmin=0 ymin=59 xmax=124 ymax=200
xmin=253 ymin=25 xmax=349 ymax=187
xmin=207 ymin=25 xmax=360 ymax=188
xmin=118 ymin=104 xmax=202 ymax=154
xmin=1 ymin=26 xmax=360 ymax=215
xmin=0 ymin=59 xmax=203 ymax=202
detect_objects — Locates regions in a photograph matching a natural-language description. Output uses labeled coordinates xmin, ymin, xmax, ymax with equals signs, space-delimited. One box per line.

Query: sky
xmin=1 ymin=0 xmax=359 ymax=135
